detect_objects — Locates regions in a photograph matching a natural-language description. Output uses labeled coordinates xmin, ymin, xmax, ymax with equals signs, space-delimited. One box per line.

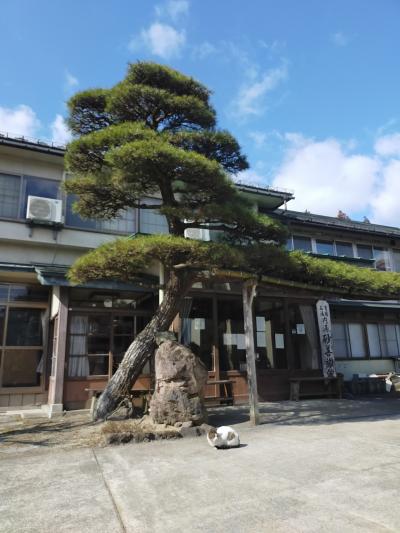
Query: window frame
xmin=0 ymin=284 xmax=49 ymax=393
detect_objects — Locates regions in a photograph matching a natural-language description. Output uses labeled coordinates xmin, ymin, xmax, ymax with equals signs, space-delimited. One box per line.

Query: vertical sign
xmin=316 ymin=300 xmax=336 ymax=377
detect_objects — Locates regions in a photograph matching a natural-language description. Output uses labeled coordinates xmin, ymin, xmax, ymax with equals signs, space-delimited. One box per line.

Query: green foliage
xmin=65 ymin=61 xmax=287 ymax=243
xmin=68 ymin=235 xmax=400 ymax=298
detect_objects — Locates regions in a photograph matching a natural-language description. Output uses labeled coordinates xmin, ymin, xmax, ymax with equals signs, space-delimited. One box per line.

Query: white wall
xmin=335 ymin=359 xmax=396 ymax=380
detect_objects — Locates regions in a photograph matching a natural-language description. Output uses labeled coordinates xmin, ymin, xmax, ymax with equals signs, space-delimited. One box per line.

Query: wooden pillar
xmin=242 ymin=280 xmax=260 ymax=425
xmin=47 ymin=286 xmax=69 ymax=416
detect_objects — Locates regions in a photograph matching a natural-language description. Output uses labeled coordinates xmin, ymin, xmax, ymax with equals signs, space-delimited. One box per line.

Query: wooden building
xmin=0 ymin=134 xmax=400 ymax=413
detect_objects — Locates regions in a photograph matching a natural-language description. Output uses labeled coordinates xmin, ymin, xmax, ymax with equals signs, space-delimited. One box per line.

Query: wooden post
xmin=47 ymin=286 xmax=69 ymax=416
xmin=242 ymin=280 xmax=260 ymax=425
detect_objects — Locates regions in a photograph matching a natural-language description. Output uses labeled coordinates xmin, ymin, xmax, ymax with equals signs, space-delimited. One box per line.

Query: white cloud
xmin=272 ymin=134 xmax=381 ymax=217
xmin=248 ymin=131 xmax=268 ymax=148
xmin=65 ymin=70 xmax=78 ymax=89
xmin=51 ymin=114 xmax=72 ymax=145
xmin=0 ymin=104 xmax=40 ymax=137
xmin=332 ymin=31 xmax=349 ymax=47
xmin=370 ymin=160 xmax=400 ymax=226
xmin=374 ymin=133 xmax=400 ymax=157
xmin=235 ymin=169 xmax=268 ymax=186
xmin=268 ymin=132 xmax=400 ymax=226
xmin=155 ymin=0 xmax=189 ymax=21
xmin=192 ymin=41 xmax=217 ymax=60
xmin=231 ymin=63 xmax=288 ymax=118
xmin=131 ymin=22 xmax=186 ymax=59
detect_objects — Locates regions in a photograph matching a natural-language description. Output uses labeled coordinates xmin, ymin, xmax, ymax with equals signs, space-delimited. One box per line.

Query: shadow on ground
xmin=207 ymin=396 xmax=400 ymax=428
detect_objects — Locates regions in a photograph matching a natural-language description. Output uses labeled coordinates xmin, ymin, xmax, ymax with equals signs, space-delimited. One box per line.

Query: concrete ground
xmin=1 ymin=398 xmax=400 ymax=533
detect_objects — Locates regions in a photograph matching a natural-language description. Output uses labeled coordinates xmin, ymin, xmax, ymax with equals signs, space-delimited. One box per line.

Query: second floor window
xmin=292 ymin=235 xmax=312 ymax=252
xmin=0 ymin=172 xmax=60 ymax=220
xmin=315 ymin=240 xmax=334 ymax=255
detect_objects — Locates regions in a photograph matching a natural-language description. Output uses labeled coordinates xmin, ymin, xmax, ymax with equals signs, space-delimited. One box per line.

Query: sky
xmin=1 ymin=0 xmax=400 ymax=225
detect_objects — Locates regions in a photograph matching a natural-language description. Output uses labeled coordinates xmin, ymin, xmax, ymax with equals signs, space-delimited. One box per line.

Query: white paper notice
xmin=256 ymin=316 xmax=266 ymax=331
xmin=296 ymin=323 xmax=305 ymax=335
xmin=256 ymin=332 xmax=266 ymax=347
xmin=275 ymin=333 xmax=285 ymax=349
xmin=223 ymin=333 xmax=237 ymax=345
xmin=237 ymin=334 xmax=246 ymax=350
xmin=194 ymin=318 xmax=205 ymax=330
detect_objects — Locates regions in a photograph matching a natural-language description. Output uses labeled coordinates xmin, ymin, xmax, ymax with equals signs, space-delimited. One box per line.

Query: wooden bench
xmin=289 ymin=375 xmax=343 ymax=402
xmin=85 ymin=386 xmax=153 ymax=417
xmin=204 ymin=379 xmax=235 ymax=405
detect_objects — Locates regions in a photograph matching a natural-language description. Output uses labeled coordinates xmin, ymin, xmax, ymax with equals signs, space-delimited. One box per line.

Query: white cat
xmin=207 ymin=426 xmax=240 ymax=449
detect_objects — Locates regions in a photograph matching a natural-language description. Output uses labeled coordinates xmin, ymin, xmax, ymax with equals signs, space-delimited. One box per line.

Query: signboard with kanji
xmin=316 ymin=300 xmax=336 ymax=377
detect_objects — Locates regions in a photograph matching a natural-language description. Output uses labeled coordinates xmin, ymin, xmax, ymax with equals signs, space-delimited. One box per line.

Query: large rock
xmin=149 ymin=340 xmax=208 ymax=426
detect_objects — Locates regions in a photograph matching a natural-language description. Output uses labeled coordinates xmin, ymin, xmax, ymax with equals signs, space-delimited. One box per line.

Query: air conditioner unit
xmin=184 ymin=227 xmax=210 ymax=241
xmin=26 ymin=196 xmax=63 ymax=224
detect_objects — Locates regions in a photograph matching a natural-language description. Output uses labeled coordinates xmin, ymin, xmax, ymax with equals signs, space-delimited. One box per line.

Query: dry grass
xmin=0 ymin=414 xmax=181 ymax=451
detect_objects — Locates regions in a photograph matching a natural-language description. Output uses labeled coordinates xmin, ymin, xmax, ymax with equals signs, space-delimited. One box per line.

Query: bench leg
xmin=290 ymin=382 xmax=300 ymax=401
xmin=89 ymin=395 xmax=97 ymax=418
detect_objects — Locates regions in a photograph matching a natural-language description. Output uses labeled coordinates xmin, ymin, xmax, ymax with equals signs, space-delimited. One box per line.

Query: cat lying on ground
xmin=207 ymin=426 xmax=240 ymax=449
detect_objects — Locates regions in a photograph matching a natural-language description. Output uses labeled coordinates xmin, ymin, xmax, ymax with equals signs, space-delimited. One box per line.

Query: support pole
xmin=242 ymin=280 xmax=260 ymax=425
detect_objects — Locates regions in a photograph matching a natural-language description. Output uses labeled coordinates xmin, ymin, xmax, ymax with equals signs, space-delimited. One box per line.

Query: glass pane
xmin=332 ymin=322 xmax=349 ymax=358
xmin=87 ymin=336 xmax=109 ymax=354
xmin=181 ymin=297 xmax=214 ymax=370
xmin=88 ymin=355 xmax=109 ymax=375
xmin=113 ymin=335 xmax=132 ymax=370
xmin=0 ymin=306 xmax=5 ymax=341
xmin=316 ymin=240 xmax=334 ymax=255
xmin=336 ymin=241 xmax=354 ymax=257
xmin=392 ymin=251 xmax=400 ymax=272
xmin=0 ymin=173 xmax=20 ymax=218
xmin=97 ymin=208 xmax=136 ymax=234
xmin=23 ymin=176 xmax=59 ymax=218
xmin=68 ymin=356 xmax=89 ymax=377
xmin=113 ymin=316 xmax=134 ymax=335
xmin=373 ymin=248 xmax=387 ymax=271
xmin=2 ymin=349 xmax=42 ymax=387
xmin=218 ymin=298 xmax=245 ymax=371
xmin=285 ymin=238 xmax=293 ymax=251
xmin=0 ymin=284 xmax=9 ymax=301
xmin=357 ymin=245 xmax=373 ymax=260
xmin=88 ymin=315 xmax=110 ymax=335
xmin=6 ymin=309 xmax=43 ymax=346
xmin=9 ymin=285 xmax=49 ymax=302
xmin=65 ymin=195 xmax=97 ymax=229
xmin=292 ymin=236 xmax=312 ymax=252
xmin=366 ymin=324 xmax=381 ymax=358
xmin=348 ymin=323 xmax=366 ymax=358
xmin=383 ymin=324 xmax=399 ymax=356
xmin=69 ymin=315 xmax=88 ymax=335
xmin=139 ymin=198 xmax=169 ymax=234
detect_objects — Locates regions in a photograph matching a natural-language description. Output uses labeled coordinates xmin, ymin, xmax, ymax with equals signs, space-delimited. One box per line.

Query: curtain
xmin=299 ymin=305 xmax=320 ymax=369
xmin=180 ymin=297 xmax=193 ymax=345
xmin=68 ymin=316 xmax=90 ymax=377
xmin=36 ymin=309 xmax=49 ymax=374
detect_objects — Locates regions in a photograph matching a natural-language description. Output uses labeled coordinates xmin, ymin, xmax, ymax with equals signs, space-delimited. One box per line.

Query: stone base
xmin=45 ymin=403 xmax=64 ymax=418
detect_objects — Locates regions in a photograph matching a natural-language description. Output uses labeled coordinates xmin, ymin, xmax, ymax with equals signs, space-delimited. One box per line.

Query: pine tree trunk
xmin=93 ymin=270 xmax=194 ymax=420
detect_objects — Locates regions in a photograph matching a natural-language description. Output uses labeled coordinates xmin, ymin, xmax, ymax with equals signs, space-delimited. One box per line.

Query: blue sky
xmin=1 ymin=0 xmax=400 ymax=224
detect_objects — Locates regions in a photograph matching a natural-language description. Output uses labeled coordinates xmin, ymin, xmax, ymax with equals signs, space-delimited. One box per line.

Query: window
xmin=316 ymin=240 xmax=334 ymax=255
xmin=180 ymin=297 xmax=214 ymax=370
xmin=348 ymin=323 xmax=366 ymax=357
xmin=65 ymin=195 xmax=136 ymax=234
xmin=218 ymin=298 xmax=246 ymax=371
xmin=373 ymin=247 xmax=387 ymax=271
xmin=292 ymin=236 xmax=312 ymax=253
xmin=357 ymin=244 xmax=373 ymax=260
xmin=332 ymin=322 xmax=349 ymax=357
xmin=0 ymin=173 xmax=60 ymax=220
xmin=333 ymin=319 xmax=400 ymax=359
xmin=392 ymin=250 xmax=400 ymax=272
xmin=336 ymin=241 xmax=354 ymax=257
xmin=0 ymin=173 xmax=21 ymax=218
xmin=139 ymin=198 xmax=169 ymax=234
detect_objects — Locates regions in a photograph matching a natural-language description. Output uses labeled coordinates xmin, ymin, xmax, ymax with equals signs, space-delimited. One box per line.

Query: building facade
xmin=0 ymin=134 xmax=399 ymax=413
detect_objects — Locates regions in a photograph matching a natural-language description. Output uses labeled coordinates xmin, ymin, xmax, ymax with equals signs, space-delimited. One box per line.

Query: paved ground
xmin=1 ymin=399 xmax=400 ymax=532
